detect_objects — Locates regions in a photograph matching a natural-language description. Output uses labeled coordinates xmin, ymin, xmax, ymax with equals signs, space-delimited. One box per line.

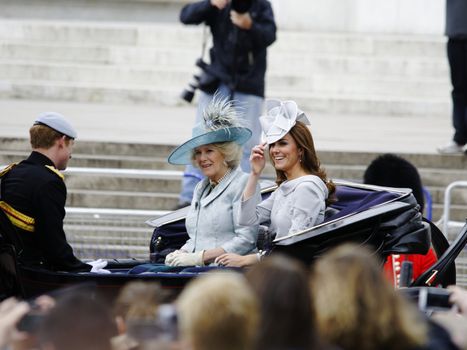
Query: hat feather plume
xmin=202 ymin=95 xmax=244 ymax=131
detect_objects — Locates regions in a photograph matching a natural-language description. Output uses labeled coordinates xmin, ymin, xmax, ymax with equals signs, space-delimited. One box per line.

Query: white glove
xmin=165 ymin=250 xmax=183 ymax=265
xmin=166 ymin=251 xmax=204 ymax=267
xmin=86 ymin=259 xmax=111 ymax=274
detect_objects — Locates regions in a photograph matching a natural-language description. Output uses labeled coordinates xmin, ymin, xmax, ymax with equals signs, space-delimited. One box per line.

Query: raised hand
xmin=250 ymin=142 xmax=267 ymax=176
xmin=211 ymin=0 xmax=229 ymax=10
xmin=230 ymin=10 xmax=253 ymax=30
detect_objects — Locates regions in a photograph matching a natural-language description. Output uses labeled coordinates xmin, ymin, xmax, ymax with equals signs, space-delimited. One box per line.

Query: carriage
xmin=1 ymin=180 xmax=466 ymax=301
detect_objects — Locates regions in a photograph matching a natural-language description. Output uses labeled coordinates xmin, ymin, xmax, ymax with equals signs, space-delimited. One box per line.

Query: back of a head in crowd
xmin=114 ymin=281 xmax=166 ymax=322
xmin=177 ymin=272 xmax=258 ymax=350
xmin=363 ymin=153 xmax=424 ymax=212
xmin=245 ymin=254 xmax=320 ymax=350
xmin=38 ymin=292 xmax=116 ymax=350
xmin=30 ymin=112 xmax=77 ymax=149
xmin=311 ymin=243 xmax=428 ymax=350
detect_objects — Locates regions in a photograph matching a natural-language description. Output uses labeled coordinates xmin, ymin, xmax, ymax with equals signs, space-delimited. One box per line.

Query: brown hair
xmin=311 ymin=244 xmax=428 ymax=350
xmin=29 ymin=124 xmax=71 ymax=149
xmin=246 ymin=255 xmax=321 ymax=350
xmin=270 ymin=121 xmax=335 ymax=204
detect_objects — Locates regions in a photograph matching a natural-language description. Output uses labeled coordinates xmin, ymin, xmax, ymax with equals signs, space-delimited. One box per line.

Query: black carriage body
xmin=149 ymin=181 xmax=431 ymax=265
xmin=1 ymin=181 xmax=460 ymax=300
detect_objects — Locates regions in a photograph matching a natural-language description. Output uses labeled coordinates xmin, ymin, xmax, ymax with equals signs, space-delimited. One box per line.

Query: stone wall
xmin=0 ymin=0 xmax=446 ymax=35
xmin=271 ymin=0 xmax=445 ymax=34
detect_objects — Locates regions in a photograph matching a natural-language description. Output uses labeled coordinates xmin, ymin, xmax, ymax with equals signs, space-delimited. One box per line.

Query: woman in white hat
xmin=165 ymin=98 xmax=261 ymax=267
xmin=215 ymin=99 xmax=335 ymax=267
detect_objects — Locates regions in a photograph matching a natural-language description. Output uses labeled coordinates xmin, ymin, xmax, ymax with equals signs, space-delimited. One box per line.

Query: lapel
xmin=200 ymin=168 xmax=239 ymax=208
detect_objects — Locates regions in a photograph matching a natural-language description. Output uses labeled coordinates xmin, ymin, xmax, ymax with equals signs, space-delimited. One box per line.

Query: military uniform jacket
xmin=0 ymin=151 xmax=90 ymax=271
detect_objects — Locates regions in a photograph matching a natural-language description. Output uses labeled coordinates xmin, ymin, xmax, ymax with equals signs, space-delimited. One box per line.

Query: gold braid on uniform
xmin=0 ymin=201 xmax=35 ymax=232
xmin=0 ymin=163 xmax=17 ymax=178
xmin=45 ymin=165 xmax=65 ymax=180
xmin=0 ymin=163 xmax=35 ymax=232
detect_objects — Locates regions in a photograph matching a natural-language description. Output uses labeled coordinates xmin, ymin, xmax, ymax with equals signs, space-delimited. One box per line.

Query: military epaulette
xmin=45 ymin=165 xmax=65 ymax=181
xmin=0 ymin=163 xmax=17 ymax=178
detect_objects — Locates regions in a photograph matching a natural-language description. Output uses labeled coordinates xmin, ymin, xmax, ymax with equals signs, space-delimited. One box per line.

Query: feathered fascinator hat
xmin=168 ymin=97 xmax=252 ymax=165
xmin=259 ymin=99 xmax=311 ymax=144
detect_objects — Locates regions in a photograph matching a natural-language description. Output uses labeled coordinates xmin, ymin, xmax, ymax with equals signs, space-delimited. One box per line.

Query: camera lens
xmin=181 ymin=88 xmax=195 ymax=103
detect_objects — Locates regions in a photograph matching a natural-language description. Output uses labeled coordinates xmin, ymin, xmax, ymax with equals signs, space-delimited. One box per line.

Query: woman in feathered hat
xmin=215 ymin=99 xmax=335 ymax=267
xmin=164 ymin=98 xmax=261 ymax=267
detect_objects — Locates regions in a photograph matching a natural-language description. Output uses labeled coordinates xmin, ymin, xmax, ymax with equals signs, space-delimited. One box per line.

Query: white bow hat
xmin=168 ymin=99 xmax=252 ymax=165
xmin=259 ymin=99 xmax=310 ymax=144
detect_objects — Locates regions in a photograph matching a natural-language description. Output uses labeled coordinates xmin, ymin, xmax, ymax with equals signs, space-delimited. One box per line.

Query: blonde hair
xmin=177 ymin=272 xmax=258 ymax=350
xmin=113 ymin=281 xmax=164 ymax=321
xmin=30 ymin=124 xmax=71 ymax=149
xmin=191 ymin=141 xmax=242 ymax=169
xmin=311 ymin=244 xmax=428 ymax=350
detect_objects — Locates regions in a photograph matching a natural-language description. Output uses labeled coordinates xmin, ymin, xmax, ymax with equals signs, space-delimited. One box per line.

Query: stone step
xmin=70 ymin=243 xmax=148 ymax=260
xmin=0 ymin=20 xmax=447 ymax=57
xmin=326 ymin=165 xmax=467 ymax=188
xmin=65 ymin=175 xmax=182 ymax=193
xmin=3 ymin=137 xmax=467 ymax=170
xmin=0 ymin=137 xmax=175 ymax=156
xmin=69 ymin=234 xmax=150 ymax=246
xmin=0 ymin=150 xmax=180 ymax=170
xmin=62 ymin=173 xmax=467 ymax=206
xmin=65 ymin=224 xmax=152 ymax=238
xmin=2 ymin=149 xmax=466 ymax=178
xmin=427 ymin=186 xmax=467 ymax=207
xmin=319 ymin=151 xmax=467 ymax=171
xmin=432 ymin=204 xmax=467 ymax=223
xmin=0 ymin=80 xmax=450 ymax=117
xmin=66 ymin=189 xmax=179 ymax=210
xmin=0 ymin=60 xmax=450 ymax=98
xmin=63 ymin=210 xmax=163 ymax=228
xmin=0 ymin=43 xmax=449 ymax=79
xmin=62 ymin=185 xmax=467 ymax=222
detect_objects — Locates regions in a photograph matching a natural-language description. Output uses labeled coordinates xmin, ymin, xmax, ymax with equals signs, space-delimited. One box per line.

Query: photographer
xmin=176 ymin=0 xmax=276 ymax=207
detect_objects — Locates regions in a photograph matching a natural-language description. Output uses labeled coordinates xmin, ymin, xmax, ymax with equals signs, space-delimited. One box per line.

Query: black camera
xmin=17 ymin=302 xmax=47 ymax=333
xmin=231 ymin=0 xmax=253 ymax=14
xmin=400 ymin=287 xmax=453 ymax=316
xmin=180 ymin=58 xmax=219 ymax=103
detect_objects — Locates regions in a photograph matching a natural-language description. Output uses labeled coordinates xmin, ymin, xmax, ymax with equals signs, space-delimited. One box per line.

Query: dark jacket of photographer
xmin=180 ymin=0 xmax=276 ymax=98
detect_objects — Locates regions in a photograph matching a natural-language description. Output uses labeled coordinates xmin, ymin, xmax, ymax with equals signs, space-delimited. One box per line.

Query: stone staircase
xmin=0 ymin=19 xmax=450 ymax=117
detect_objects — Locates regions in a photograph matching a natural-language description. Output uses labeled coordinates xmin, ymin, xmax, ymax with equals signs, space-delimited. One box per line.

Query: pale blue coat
xmin=181 ymin=167 xmax=260 ymax=254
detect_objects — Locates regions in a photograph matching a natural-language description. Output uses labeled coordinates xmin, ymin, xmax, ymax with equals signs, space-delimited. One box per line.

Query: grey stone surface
xmin=0 ymin=98 xmax=455 ymax=154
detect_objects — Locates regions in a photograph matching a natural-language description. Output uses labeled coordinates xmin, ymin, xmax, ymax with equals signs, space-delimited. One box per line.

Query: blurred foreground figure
xmin=311 ymin=244 xmax=429 ymax=350
xmin=38 ymin=292 xmax=116 ymax=350
xmin=177 ymin=272 xmax=258 ymax=350
xmin=246 ymin=255 xmax=328 ymax=350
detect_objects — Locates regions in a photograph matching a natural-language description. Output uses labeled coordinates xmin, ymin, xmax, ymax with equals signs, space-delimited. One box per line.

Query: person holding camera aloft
xmin=176 ymin=0 xmax=276 ymax=208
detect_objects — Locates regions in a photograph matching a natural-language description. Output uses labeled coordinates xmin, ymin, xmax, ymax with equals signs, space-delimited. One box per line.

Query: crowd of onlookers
xmin=2 ymin=244 xmax=467 ymax=350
